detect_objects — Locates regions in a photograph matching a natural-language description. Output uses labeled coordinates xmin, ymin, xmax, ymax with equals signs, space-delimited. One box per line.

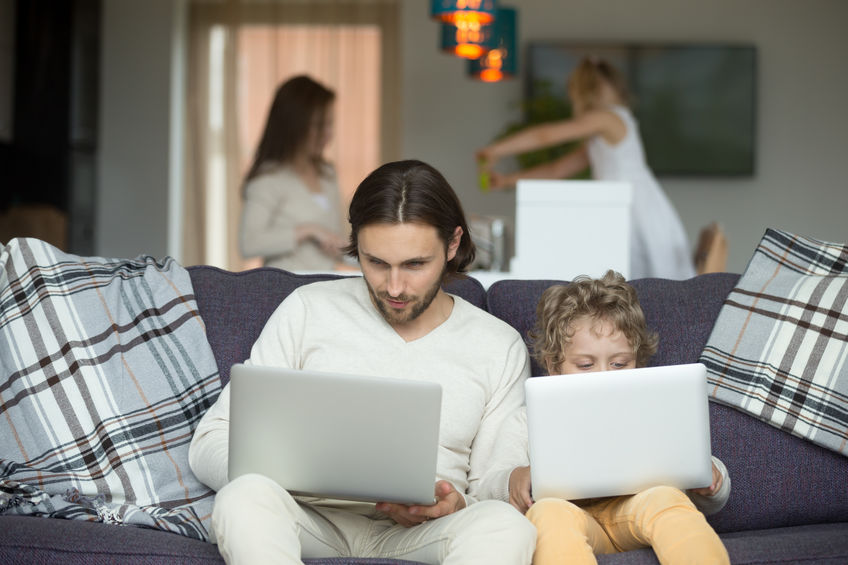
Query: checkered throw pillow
xmin=700 ymin=229 xmax=848 ymax=456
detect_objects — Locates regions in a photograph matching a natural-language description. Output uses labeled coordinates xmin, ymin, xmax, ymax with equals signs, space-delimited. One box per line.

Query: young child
xmin=476 ymin=57 xmax=694 ymax=280
xmin=508 ymin=270 xmax=730 ymax=565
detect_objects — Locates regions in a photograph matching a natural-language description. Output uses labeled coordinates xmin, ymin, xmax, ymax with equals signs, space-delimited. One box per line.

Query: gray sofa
xmin=1 ymin=266 xmax=846 ymax=564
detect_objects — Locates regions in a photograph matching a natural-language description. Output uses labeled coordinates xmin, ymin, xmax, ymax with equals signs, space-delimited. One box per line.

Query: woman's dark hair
xmin=243 ymin=75 xmax=335 ymax=187
xmin=343 ymin=160 xmax=476 ymax=280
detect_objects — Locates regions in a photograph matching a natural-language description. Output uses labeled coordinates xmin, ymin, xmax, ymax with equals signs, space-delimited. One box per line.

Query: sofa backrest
xmin=187 ymin=266 xmax=486 ymax=384
xmin=485 ymin=273 xmax=741 ymax=375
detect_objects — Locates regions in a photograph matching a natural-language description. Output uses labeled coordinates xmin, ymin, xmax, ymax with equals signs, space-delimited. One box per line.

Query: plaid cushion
xmin=700 ymin=229 xmax=848 ymax=456
xmin=0 ymin=238 xmax=221 ymax=540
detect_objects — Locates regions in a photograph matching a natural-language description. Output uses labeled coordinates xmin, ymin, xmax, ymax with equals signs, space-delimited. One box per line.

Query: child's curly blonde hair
xmin=530 ymin=270 xmax=658 ymax=374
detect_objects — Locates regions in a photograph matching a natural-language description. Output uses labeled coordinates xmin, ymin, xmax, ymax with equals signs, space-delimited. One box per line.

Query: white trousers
xmin=212 ymin=474 xmax=536 ymax=565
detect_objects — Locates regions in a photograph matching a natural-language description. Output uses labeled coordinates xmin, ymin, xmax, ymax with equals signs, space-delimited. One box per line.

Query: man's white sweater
xmin=189 ymin=277 xmax=531 ymax=507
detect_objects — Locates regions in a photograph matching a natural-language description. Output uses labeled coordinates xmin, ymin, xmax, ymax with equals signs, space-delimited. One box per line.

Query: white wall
xmin=97 ymin=0 xmax=848 ymax=273
xmin=97 ymin=0 xmax=184 ymax=259
xmin=400 ymin=0 xmax=848 ymax=273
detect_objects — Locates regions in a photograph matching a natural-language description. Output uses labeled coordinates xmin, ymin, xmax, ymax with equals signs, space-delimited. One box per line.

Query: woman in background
xmin=240 ymin=75 xmax=348 ymax=271
xmin=476 ymin=57 xmax=695 ymax=280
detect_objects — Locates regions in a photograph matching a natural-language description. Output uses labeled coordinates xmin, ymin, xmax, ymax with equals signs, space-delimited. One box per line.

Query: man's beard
xmin=366 ymin=265 xmax=446 ymax=326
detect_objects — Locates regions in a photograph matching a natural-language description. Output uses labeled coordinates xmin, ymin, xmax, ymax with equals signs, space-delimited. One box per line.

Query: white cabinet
xmin=510 ymin=180 xmax=632 ymax=281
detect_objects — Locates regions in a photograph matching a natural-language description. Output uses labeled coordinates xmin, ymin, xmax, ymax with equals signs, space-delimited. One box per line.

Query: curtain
xmin=184 ymin=0 xmax=400 ymax=269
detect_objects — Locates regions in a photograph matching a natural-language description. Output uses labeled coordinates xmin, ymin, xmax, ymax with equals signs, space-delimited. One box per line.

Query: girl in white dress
xmin=476 ymin=57 xmax=695 ymax=280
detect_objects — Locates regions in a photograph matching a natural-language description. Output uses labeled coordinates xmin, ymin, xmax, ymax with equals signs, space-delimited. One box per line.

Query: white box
xmin=511 ymin=180 xmax=632 ymax=280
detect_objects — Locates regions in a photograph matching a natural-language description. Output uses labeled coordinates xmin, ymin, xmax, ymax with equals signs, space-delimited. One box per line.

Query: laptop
xmin=525 ymin=363 xmax=713 ymax=501
xmin=228 ymin=363 xmax=442 ymax=505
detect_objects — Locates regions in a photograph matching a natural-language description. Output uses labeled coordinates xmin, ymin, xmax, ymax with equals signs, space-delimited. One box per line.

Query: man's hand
xmin=375 ymin=480 xmax=466 ymax=528
xmin=508 ymin=466 xmax=533 ymax=514
xmin=689 ymin=460 xmax=723 ymax=497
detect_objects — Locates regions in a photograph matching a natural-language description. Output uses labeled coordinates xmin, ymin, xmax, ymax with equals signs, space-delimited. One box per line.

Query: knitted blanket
xmin=0 ymin=238 xmax=221 ymax=540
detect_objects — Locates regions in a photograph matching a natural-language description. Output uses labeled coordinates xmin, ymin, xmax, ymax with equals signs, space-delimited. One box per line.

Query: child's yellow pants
xmin=526 ymin=485 xmax=729 ymax=565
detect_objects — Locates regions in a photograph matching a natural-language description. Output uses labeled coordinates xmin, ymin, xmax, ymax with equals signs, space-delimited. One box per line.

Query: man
xmin=189 ymin=160 xmax=536 ymax=564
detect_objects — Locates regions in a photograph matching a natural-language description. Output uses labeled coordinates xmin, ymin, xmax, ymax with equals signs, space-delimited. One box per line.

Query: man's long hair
xmin=343 ymin=160 xmax=476 ymax=280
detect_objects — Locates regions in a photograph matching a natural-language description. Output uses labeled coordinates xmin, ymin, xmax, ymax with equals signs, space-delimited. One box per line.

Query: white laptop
xmin=228 ymin=363 xmax=442 ymax=505
xmin=525 ymin=363 xmax=713 ymax=501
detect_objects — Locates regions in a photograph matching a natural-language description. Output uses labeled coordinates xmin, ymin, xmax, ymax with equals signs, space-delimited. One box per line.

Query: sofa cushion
xmin=593 ymin=522 xmax=848 ymax=564
xmin=717 ymin=522 xmax=848 ymax=565
xmin=706 ymin=402 xmax=848 ymax=534
xmin=485 ymin=278 xmax=562 ymax=376
xmin=443 ymin=274 xmax=488 ymax=311
xmin=630 ymin=274 xmax=740 ymax=367
xmin=188 ymin=267 xmax=487 ymax=385
xmin=701 ymin=229 xmax=848 ymax=457
xmin=0 ymin=515 xmax=426 ymax=565
xmin=187 ymin=267 xmax=344 ymax=385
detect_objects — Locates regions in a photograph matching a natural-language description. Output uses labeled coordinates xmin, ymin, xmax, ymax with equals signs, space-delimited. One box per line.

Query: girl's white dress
xmin=586 ymin=105 xmax=695 ymax=280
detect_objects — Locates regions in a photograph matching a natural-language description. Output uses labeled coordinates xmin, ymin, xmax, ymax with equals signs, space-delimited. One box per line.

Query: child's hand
xmin=508 ymin=466 xmax=534 ymax=514
xmin=689 ymin=461 xmax=723 ymax=497
xmin=488 ymin=171 xmax=514 ymax=191
xmin=475 ymin=148 xmax=495 ymax=164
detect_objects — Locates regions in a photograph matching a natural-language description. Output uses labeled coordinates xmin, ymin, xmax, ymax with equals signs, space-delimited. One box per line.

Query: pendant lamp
xmin=431 ymin=0 xmax=497 ymax=24
xmin=468 ymin=6 xmax=517 ymax=82
xmin=440 ymin=18 xmax=496 ymax=59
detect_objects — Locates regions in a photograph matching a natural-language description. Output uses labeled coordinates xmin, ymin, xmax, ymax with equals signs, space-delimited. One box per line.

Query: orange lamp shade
xmin=441 ymin=19 xmax=496 ymax=59
xmin=431 ymin=0 xmax=497 ymax=25
xmin=468 ymin=7 xmax=517 ymax=82
xmin=479 ymin=67 xmax=505 ymax=82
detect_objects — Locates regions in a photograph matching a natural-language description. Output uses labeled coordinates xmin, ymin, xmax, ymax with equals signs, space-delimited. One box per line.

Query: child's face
xmin=554 ymin=316 xmax=636 ymax=374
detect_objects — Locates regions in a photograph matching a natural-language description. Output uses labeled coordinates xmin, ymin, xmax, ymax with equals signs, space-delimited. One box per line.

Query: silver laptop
xmin=228 ymin=363 xmax=442 ymax=505
xmin=525 ymin=363 xmax=713 ymax=501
